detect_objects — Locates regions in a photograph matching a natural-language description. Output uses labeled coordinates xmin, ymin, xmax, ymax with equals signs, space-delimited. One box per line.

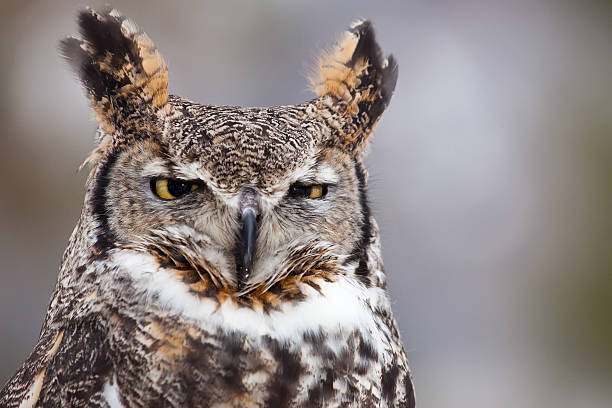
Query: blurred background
xmin=1 ymin=0 xmax=611 ymax=406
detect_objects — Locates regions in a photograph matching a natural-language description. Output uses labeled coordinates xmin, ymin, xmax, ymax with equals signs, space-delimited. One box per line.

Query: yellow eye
xmin=152 ymin=178 xmax=199 ymax=200
xmin=288 ymin=183 xmax=328 ymax=199
xmin=309 ymin=185 xmax=324 ymax=199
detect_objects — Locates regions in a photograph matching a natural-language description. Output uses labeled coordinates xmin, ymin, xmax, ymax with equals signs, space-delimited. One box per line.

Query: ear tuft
xmin=309 ymin=20 xmax=398 ymax=154
xmin=60 ymin=8 xmax=168 ymax=138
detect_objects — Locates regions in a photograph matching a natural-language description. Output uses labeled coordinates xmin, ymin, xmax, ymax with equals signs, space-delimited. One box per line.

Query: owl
xmin=0 ymin=8 xmax=414 ymax=408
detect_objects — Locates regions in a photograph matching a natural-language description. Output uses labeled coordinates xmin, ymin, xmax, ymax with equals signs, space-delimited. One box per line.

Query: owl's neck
xmin=105 ymin=248 xmax=391 ymax=339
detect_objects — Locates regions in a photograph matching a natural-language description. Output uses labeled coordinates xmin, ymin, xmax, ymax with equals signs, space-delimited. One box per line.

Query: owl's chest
xmin=106 ymin=273 xmax=403 ymax=406
xmin=110 ymin=311 xmax=392 ymax=407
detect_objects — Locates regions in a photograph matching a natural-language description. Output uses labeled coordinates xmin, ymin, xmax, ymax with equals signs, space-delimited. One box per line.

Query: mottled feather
xmin=1 ymin=9 xmax=414 ymax=408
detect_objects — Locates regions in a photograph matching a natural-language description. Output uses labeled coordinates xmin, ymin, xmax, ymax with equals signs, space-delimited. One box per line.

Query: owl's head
xmin=62 ymin=9 xmax=397 ymax=299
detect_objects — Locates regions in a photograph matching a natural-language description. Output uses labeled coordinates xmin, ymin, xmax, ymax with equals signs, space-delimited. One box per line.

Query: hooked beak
xmin=236 ymin=189 xmax=259 ymax=290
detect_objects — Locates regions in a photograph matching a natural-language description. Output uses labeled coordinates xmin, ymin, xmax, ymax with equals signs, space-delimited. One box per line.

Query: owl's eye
xmin=151 ymin=178 xmax=199 ymax=200
xmin=288 ymin=183 xmax=328 ymax=199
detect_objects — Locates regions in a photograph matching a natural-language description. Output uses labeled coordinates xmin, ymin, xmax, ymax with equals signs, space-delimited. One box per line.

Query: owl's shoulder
xmin=0 ymin=316 xmax=111 ymax=407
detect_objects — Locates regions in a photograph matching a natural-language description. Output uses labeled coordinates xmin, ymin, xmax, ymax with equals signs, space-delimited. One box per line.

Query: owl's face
xmin=104 ymin=105 xmax=364 ymax=291
xmin=63 ymin=9 xmax=397 ymax=296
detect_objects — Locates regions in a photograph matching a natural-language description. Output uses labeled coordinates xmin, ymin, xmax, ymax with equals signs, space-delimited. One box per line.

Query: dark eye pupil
xmin=290 ymin=185 xmax=311 ymax=197
xmin=167 ymin=180 xmax=192 ymax=197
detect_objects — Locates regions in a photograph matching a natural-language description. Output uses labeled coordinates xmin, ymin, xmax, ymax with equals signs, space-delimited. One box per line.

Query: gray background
xmin=1 ymin=1 xmax=611 ymax=406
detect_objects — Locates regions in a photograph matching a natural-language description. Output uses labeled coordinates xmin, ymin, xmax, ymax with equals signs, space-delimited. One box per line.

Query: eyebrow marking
xmin=296 ymin=163 xmax=339 ymax=185
xmin=141 ymin=160 xmax=169 ymax=177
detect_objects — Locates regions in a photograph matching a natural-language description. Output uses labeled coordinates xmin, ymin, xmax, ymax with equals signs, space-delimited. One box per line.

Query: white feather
xmin=109 ymin=250 xmax=389 ymax=355
xmin=102 ymin=375 xmax=123 ymax=408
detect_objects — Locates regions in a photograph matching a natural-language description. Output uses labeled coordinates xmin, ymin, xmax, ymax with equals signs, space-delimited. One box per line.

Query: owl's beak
xmin=236 ymin=189 xmax=259 ymax=290
xmin=238 ymin=208 xmax=257 ymax=288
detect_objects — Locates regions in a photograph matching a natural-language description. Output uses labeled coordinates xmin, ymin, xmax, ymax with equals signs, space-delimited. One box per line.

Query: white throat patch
xmin=108 ymin=250 xmax=388 ymax=352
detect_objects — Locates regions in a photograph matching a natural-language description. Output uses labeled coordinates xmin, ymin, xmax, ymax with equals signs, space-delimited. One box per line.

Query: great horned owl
xmin=0 ymin=8 xmax=414 ymax=407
